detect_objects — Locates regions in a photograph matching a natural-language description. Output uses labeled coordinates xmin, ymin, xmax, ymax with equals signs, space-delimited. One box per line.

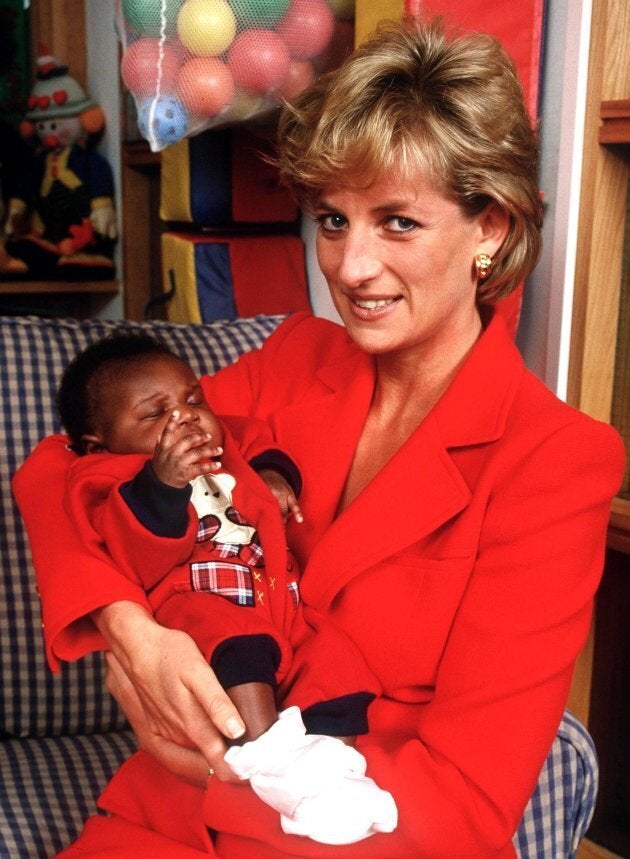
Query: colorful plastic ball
xmin=122 ymin=0 xmax=184 ymax=36
xmin=227 ymin=29 xmax=291 ymax=93
xmin=278 ymin=0 xmax=335 ymax=60
xmin=224 ymin=88 xmax=266 ymax=122
xmin=177 ymin=57 xmax=235 ymax=116
xmin=326 ymin=0 xmax=354 ymax=20
xmin=177 ymin=0 xmax=236 ymax=55
xmin=275 ymin=59 xmax=314 ymax=101
xmin=230 ymin=0 xmax=290 ymax=28
xmin=137 ymin=94 xmax=188 ymax=148
xmin=121 ymin=39 xmax=182 ymax=96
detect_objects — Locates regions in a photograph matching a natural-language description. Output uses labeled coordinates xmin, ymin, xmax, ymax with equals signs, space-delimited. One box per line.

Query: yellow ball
xmin=177 ymin=0 xmax=237 ymax=56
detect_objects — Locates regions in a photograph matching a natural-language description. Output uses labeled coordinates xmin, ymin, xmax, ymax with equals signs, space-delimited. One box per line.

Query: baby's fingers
xmin=287 ymin=494 xmax=304 ymax=524
xmin=156 ymin=410 xmax=183 ymax=449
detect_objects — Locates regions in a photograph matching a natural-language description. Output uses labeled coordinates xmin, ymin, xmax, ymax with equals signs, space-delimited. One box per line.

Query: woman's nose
xmin=336 ymin=230 xmax=382 ymax=288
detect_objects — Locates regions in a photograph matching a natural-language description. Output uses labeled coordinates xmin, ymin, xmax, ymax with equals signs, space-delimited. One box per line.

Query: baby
xmin=56 ymin=333 xmax=397 ymax=844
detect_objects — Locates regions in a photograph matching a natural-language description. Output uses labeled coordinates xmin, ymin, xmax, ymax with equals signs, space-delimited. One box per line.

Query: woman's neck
xmin=372 ymin=318 xmax=481 ymax=427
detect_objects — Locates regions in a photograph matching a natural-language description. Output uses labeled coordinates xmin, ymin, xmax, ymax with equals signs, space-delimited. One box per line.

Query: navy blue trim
xmin=211 ymin=634 xmax=281 ymax=689
xmin=249 ymin=449 xmax=302 ymax=498
xmin=301 ymin=692 xmax=376 ymax=737
xmin=119 ymin=461 xmax=192 ymax=538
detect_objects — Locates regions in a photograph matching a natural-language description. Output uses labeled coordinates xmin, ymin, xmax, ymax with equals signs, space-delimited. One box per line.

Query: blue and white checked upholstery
xmin=513 ymin=710 xmax=598 ymax=858
xmin=0 ymin=314 xmax=598 ymax=857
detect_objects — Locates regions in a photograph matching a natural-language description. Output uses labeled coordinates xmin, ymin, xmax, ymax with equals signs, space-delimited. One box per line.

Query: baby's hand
xmin=257 ymin=468 xmax=303 ymax=525
xmin=152 ymin=410 xmax=222 ymax=488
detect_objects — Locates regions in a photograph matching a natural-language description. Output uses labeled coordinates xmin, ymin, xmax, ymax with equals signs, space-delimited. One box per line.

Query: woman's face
xmin=314 ymin=169 xmax=505 ymax=365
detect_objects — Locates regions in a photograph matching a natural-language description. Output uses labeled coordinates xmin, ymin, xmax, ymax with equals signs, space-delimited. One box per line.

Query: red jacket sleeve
xmin=12 ymin=436 xmax=151 ymax=671
xmin=64 ymin=453 xmax=198 ymax=592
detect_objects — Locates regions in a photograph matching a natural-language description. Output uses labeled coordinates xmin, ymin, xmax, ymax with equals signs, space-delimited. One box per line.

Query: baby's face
xmin=94 ymin=354 xmax=223 ymax=455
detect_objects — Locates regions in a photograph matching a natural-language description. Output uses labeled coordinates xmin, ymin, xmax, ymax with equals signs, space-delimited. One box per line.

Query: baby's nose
xmin=176 ymin=405 xmax=200 ymax=424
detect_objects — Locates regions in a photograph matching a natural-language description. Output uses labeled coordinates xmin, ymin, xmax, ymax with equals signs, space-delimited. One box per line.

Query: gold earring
xmin=475 ymin=253 xmax=493 ymax=280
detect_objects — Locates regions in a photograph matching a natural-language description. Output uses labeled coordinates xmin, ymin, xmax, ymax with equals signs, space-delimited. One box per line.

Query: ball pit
xmin=118 ymin=0 xmax=355 ymax=150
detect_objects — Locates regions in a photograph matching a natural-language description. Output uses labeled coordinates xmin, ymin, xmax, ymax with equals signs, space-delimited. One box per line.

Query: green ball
xmin=230 ymin=0 xmax=290 ymax=29
xmin=123 ymin=0 xmax=183 ymax=36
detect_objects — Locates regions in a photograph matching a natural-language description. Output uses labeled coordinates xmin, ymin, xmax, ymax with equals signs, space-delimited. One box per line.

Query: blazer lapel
xmin=301 ymin=412 xmax=471 ymax=608
xmin=299 ymin=312 xmax=525 ymax=609
xmin=274 ymin=348 xmax=376 ymax=550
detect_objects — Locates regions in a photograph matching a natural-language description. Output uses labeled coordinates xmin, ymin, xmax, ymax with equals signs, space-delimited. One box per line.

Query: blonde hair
xmin=276 ymin=17 xmax=542 ymax=302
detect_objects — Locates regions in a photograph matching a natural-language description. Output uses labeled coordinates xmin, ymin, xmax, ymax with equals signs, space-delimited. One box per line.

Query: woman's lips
xmin=348 ymin=295 xmax=401 ymax=319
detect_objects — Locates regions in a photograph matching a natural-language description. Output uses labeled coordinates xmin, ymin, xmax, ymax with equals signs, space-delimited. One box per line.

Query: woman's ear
xmin=477 ymin=201 xmax=510 ymax=258
xmin=80 ymin=433 xmax=106 ymax=454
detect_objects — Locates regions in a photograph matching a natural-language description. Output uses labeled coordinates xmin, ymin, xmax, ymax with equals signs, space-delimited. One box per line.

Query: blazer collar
xmin=298 ymin=311 xmax=526 ymax=608
xmin=315 ymin=310 xmax=525 ymax=449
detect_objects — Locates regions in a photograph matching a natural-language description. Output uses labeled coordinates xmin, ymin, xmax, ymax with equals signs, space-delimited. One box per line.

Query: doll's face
xmin=35 ymin=115 xmax=82 ymax=151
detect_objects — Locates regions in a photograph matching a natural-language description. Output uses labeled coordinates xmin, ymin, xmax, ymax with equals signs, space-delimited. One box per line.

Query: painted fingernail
xmin=226 ymin=716 xmax=246 ymax=739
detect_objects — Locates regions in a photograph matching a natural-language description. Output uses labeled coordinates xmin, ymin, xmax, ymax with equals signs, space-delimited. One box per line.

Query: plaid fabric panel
xmin=0 ymin=313 xmax=284 ymax=739
xmin=190 ymin=560 xmax=255 ymax=606
xmin=0 ymin=729 xmax=137 ymax=859
xmin=197 ymin=513 xmax=221 ymax=542
xmin=238 ymin=532 xmax=264 ymax=568
xmin=512 ymin=710 xmax=598 ymax=858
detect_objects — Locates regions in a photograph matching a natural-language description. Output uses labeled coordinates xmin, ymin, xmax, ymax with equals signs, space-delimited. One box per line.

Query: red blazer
xmin=14 ymin=311 xmax=625 ymax=859
xmin=195 ymin=311 xmax=624 ymax=857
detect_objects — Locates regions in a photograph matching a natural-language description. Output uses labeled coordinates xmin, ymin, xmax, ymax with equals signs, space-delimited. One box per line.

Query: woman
xmin=13 ymin=17 xmax=624 ymax=858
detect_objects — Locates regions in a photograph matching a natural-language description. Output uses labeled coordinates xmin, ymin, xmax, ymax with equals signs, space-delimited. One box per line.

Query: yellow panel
xmin=159 ymin=139 xmax=193 ymax=223
xmin=161 ymin=234 xmax=202 ymax=323
xmin=355 ymin=0 xmax=404 ymax=45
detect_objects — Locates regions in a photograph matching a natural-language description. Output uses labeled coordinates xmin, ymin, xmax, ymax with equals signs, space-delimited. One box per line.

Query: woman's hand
xmin=92 ymin=601 xmax=245 ymax=778
xmin=105 ymin=651 xmax=216 ymax=787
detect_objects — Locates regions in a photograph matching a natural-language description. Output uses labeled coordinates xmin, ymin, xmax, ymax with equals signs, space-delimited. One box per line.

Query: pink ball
xmin=177 ymin=57 xmax=235 ymax=116
xmin=121 ymin=39 xmax=183 ymax=96
xmin=275 ymin=59 xmax=315 ymax=101
xmin=228 ymin=29 xmax=291 ymax=94
xmin=278 ymin=0 xmax=335 ymax=60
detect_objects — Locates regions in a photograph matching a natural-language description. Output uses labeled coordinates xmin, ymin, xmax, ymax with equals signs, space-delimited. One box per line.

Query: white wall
xmin=85 ymin=1 xmax=124 ymax=319
xmin=516 ymin=0 xmax=592 ymax=397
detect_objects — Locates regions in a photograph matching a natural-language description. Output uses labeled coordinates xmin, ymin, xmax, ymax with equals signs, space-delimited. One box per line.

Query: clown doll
xmin=4 ymin=50 xmax=117 ymax=280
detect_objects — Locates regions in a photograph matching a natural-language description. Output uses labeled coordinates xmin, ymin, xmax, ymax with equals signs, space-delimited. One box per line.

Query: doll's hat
xmin=25 ymin=47 xmax=95 ymax=121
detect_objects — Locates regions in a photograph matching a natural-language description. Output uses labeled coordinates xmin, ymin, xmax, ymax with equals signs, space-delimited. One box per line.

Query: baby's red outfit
xmin=61 ymin=413 xmax=378 ymax=734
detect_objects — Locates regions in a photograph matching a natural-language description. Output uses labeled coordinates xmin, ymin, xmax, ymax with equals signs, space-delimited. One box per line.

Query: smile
xmin=353 ymin=298 xmax=398 ymax=309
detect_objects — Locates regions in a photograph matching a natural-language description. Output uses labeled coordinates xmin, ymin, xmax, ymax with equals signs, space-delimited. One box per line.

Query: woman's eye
xmin=385 ymin=216 xmax=418 ymax=233
xmin=316 ymin=213 xmax=347 ymax=232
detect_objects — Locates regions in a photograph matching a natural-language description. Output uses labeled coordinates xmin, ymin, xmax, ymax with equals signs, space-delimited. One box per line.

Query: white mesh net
xmin=116 ymin=0 xmax=355 ymax=151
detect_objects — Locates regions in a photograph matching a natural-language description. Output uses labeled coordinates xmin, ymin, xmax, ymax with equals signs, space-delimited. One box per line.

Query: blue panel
xmin=194 ymin=242 xmax=237 ymax=322
xmin=188 ymin=129 xmax=232 ymax=225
